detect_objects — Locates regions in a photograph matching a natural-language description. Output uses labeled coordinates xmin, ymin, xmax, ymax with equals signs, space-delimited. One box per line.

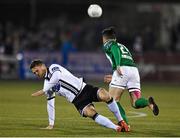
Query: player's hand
xmin=104 ymin=75 xmax=112 ymax=83
xmin=41 ymin=125 xmax=54 ymax=130
xmin=31 ymin=92 xmax=37 ymax=97
xmin=31 ymin=90 xmax=44 ymax=97
xmin=117 ymin=66 xmax=123 ymax=76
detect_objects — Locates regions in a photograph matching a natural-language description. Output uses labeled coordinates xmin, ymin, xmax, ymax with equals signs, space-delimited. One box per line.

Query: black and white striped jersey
xmin=43 ymin=64 xmax=86 ymax=102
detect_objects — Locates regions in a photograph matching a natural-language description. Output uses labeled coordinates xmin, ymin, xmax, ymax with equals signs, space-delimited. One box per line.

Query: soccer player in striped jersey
xmin=30 ymin=59 xmax=129 ymax=132
xmin=101 ymin=27 xmax=159 ymax=130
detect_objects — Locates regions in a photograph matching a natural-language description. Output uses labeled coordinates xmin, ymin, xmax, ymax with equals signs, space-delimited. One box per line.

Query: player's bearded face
xmin=32 ymin=65 xmax=46 ymax=78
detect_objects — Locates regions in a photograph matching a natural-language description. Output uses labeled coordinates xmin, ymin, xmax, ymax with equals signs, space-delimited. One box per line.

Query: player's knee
xmin=109 ymin=90 xmax=121 ymax=101
xmin=83 ymin=105 xmax=97 ymax=118
xmin=91 ymin=112 xmax=99 ymax=120
xmin=130 ymin=91 xmax=142 ymax=108
xmin=98 ymin=88 xmax=111 ymax=102
xmin=114 ymin=95 xmax=120 ymax=101
xmin=109 ymin=93 xmax=120 ymax=101
xmin=132 ymin=91 xmax=141 ymax=99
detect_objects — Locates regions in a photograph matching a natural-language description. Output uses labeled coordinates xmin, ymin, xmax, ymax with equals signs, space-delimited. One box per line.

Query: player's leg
xmin=109 ymin=87 xmax=129 ymax=125
xmin=127 ymin=67 xmax=159 ymax=115
xmin=127 ymin=67 xmax=149 ymax=109
xmin=129 ymin=90 xmax=148 ymax=108
xmin=97 ymin=88 xmax=129 ymax=132
xmin=83 ymin=104 xmax=121 ymax=132
xmin=109 ymin=70 xmax=129 ymax=125
xmin=129 ymin=91 xmax=159 ymax=115
xmin=73 ymin=84 xmax=121 ymax=132
xmin=97 ymin=88 xmax=123 ymax=122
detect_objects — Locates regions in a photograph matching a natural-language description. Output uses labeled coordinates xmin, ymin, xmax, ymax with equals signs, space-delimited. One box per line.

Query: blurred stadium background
xmin=1 ymin=0 xmax=180 ymax=82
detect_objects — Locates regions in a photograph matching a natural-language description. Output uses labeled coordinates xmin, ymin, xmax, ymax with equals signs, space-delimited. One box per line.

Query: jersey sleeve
xmin=46 ymin=90 xmax=55 ymax=100
xmin=103 ymin=44 xmax=109 ymax=52
xmin=110 ymin=44 xmax=121 ymax=67
xmin=47 ymin=97 xmax=55 ymax=126
xmin=43 ymin=71 xmax=61 ymax=92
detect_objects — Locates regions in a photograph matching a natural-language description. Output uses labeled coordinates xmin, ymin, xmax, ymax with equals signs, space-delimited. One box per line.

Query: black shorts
xmin=72 ymin=84 xmax=100 ymax=117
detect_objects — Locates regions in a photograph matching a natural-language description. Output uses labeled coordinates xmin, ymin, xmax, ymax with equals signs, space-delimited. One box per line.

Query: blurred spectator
xmin=0 ymin=38 xmax=4 ymax=55
xmin=0 ymin=18 xmax=160 ymax=54
xmin=60 ymin=31 xmax=77 ymax=66
xmin=0 ymin=23 xmax=5 ymax=54
xmin=0 ymin=9 xmax=173 ymax=54
xmin=170 ymin=18 xmax=180 ymax=52
xmin=170 ymin=23 xmax=178 ymax=52
xmin=117 ymin=27 xmax=133 ymax=50
xmin=133 ymin=35 xmax=143 ymax=55
xmin=4 ymin=36 xmax=14 ymax=55
xmin=142 ymin=26 xmax=156 ymax=51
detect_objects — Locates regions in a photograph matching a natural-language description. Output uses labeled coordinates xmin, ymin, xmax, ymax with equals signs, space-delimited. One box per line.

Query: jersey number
xmin=118 ymin=43 xmax=129 ymax=54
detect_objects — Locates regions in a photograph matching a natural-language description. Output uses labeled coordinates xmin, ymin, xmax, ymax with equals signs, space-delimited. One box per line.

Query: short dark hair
xmin=30 ymin=59 xmax=44 ymax=69
xmin=102 ymin=26 xmax=116 ymax=39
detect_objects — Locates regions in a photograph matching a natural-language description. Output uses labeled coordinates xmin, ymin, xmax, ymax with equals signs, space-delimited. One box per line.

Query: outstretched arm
xmin=46 ymin=90 xmax=56 ymax=129
xmin=44 ymin=82 xmax=60 ymax=129
xmin=31 ymin=89 xmax=44 ymax=96
xmin=36 ymin=70 xmax=61 ymax=129
xmin=31 ymin=89 xmax=55 ymax=130
xmin=46 ymin=98 xmax=55 ymax=129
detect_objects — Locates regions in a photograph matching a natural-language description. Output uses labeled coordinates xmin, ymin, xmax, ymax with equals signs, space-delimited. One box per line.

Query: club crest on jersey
xmin=52 ymin=67 xmax=60 ymax=72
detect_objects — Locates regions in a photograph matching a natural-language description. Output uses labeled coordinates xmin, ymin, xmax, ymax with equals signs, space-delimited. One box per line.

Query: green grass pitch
xmin=0 ymin=80 xmax=180 ymax=137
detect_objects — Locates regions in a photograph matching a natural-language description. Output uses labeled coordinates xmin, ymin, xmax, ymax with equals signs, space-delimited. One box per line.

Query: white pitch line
xmin=127 ymin=111 xmax=147 ymax=118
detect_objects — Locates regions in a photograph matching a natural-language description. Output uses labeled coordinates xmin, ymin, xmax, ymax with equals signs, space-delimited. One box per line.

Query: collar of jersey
xmin=44 ymin=68 xmax=50 ymax=80
xmin=103 ymin=39 xmax=116 ymax=46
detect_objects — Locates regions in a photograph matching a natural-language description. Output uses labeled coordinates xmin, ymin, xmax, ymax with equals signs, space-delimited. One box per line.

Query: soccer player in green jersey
xmin=101 ymin=27 xmax=159 ymax=130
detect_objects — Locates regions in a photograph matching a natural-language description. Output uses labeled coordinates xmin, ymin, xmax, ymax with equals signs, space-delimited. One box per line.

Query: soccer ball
xmin=87 ymin=4 xmax=102 ymax=18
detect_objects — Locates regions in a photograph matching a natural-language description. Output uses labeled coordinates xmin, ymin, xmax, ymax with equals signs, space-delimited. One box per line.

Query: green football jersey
xmin=103 ymin=40 xmax=136 ymax=70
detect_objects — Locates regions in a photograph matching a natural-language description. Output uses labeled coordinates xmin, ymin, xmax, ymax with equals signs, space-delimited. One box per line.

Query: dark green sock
xmin=116 ymin=102 xmax=129 ymax=125
xmin=135 ymin=97 xmax=149 ymax=108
